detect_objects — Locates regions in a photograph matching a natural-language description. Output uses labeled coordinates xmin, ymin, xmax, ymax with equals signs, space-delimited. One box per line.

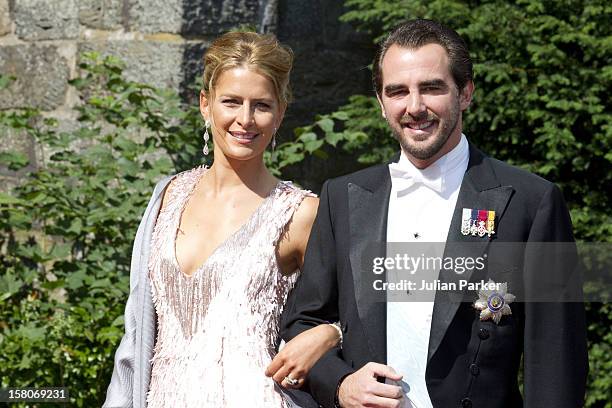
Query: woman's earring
xmin=271 ymin=127 xmax=277 ymax=152
xmin=202 ymin=120 xmax=210 ymax=156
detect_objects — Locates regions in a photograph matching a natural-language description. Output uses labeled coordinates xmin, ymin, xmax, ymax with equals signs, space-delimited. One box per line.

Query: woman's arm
xmin=277 ymin=195 xmax=318 ymax=275
xmin=279 ymin=181 xmax=355 ymax=405
xmin=265 ymin=323 xmax=342 ymax=388
xmin=269 ymin=194 xmax=339 ymax=388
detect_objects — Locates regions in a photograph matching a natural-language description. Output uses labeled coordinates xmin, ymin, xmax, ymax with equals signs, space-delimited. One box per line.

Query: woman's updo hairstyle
xmin=202 ymin=31 xmax=294 ymax=107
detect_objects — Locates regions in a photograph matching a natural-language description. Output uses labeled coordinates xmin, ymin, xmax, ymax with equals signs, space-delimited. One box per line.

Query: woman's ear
xmin=276 ymin=103 xmax=287 ymax=130
xmin=200 ymin=90 xmax=210 ymax=121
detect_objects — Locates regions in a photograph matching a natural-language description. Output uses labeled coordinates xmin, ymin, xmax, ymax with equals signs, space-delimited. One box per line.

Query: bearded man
xmin=280 ymin=19 xmax=587 ymax=408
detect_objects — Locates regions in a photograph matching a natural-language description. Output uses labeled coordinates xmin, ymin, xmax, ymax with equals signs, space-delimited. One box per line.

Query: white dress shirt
xmin=386 ymin=134 xmax=469 ymax=408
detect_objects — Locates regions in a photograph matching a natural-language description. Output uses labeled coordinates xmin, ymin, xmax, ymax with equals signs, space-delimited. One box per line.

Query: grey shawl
xmin=102 ymin=175 xmax=316 ymax=408
xmin=103 ymin=176 xmax=172 ymax=408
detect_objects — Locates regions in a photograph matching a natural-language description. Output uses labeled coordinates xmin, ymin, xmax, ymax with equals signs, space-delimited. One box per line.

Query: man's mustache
xmin=400 ymin=112 xmax=438 ymax=124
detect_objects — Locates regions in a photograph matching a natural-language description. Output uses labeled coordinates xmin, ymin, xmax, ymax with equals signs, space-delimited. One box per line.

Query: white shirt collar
xmin=391 ymin=134 xmax=469 ymax=195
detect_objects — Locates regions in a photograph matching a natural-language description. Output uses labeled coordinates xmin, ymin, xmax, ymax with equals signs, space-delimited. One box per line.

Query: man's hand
xmin=338 ymin=362 xmax=403 ymax=408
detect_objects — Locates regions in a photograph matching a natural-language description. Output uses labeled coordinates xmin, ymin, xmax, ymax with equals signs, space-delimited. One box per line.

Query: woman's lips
xmin=229 ymin=131 xmax=259 ymax=144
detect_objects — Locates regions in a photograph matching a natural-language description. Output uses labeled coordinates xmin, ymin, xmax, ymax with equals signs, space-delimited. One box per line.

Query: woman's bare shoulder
xmin=293 ymin=195 xmax=319 ymax=225
xmin=286 ymin=195 xmax=318 ymax=245
xmin=158 ymin=166 xmax=206 ymax=212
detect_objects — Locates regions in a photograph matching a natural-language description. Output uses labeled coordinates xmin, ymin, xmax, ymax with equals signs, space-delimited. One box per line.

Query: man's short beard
xmin=389 ymin=100 xmax=460 ymax=161
xmin=391 ymin=124 xmax=452 ymax=160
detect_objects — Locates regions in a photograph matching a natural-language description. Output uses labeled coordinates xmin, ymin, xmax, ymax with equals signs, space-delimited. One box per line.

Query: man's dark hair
xmin=372 ymin=19 xmax=473 ymax=95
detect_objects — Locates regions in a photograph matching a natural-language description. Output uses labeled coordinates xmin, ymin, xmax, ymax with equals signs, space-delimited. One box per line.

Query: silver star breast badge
xmin=473 ymin=280 xmax=515 ymax=324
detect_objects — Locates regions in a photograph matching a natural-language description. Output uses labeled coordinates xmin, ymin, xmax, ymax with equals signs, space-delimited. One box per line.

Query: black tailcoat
xmin=281 ymin=144 xmax=587 ymax=408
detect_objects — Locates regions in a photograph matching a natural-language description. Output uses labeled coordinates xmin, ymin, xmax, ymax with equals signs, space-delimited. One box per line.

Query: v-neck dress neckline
xmin=146 ymin=166 xmax=314 ymax=407
xmin=173 ymin=174 xmax=281 ymax=279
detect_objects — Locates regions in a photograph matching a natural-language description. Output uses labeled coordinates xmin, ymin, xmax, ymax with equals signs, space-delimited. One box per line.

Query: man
xmin=280 ymin=19 xmax=587 ymax=408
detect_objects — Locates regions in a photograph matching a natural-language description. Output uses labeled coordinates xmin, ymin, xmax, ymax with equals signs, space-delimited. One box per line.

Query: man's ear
xmin=459 ymin=80 xmax=474 ymax=111
xmin=200 ymin=90 xmax=210 ymax=121
xmin=376 ymin=93 xmax=386 ymax=118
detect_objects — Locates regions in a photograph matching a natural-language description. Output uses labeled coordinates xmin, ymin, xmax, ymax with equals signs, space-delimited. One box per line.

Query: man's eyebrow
xmin=383 ymin=84 xmax=406 ymax=94
xmin=420 ymin=79 xmax=448 ymax=88
xmin=384 ymin=79 xmax=449 ymax=94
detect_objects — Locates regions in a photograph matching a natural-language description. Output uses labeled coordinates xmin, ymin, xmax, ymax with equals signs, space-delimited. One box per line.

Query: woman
xmin=103 ymin=32 xmax=339 ymax=407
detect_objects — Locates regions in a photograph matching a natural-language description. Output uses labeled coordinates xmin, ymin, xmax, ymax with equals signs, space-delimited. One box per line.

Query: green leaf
xmin=316 ymin=117 xmax=335 ymax=133
xmin=298 ymin=132 xmax=317 ymax=143
xmin=303 ymin=139 xmax=324 ymax=153
xmin=325 ymin=132 xmax=345 ymax=147
xmin=66 ymin=270 xmax=87 ymax=290
xmin=0 ymin=271 xmax=22 ymax=298
xmin=0 ymin=74 xmax=16 ymax=90
xmin=0 ymin=151 xmax=30 ymax=171
xmin=331 ymin=111 xmax=349 ymax=121
xmin=0 ymin=192 xmax=21 ymax=205
xmin=49 ymin=243 xmax=71 ymax=259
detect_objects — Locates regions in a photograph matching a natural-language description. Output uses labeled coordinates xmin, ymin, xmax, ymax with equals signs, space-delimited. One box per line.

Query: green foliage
xmin=585 ymin=302 xmax=612 ymax=407
xmin=0 ymin=1 xmax=610 ymax=405
xmin=294 ymin=0 xmax=610 ymax=405
xmin=0 ymin=53 xmax=337 ymax=406
xmin=0 ymin=53 xmax=188 ymax=406
xmin=334 ymin=0 xmax=612 ymax=241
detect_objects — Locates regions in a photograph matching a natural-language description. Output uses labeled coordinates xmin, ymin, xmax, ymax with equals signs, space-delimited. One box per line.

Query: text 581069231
xmin=0 ymin=387 xmax=69 ymax=402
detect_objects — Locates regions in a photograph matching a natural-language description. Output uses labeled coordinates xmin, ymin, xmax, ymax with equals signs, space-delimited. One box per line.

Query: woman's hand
xmin=265 ymin=324 xmax=340 ymax=389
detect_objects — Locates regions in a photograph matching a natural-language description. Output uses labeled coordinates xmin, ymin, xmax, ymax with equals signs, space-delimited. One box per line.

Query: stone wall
xmin=0 ymin=0 xmax=373 ymax=189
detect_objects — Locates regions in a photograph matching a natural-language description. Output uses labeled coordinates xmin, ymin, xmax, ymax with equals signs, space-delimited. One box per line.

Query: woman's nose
xmin=237 ymin=104 xmax=255 ymax=127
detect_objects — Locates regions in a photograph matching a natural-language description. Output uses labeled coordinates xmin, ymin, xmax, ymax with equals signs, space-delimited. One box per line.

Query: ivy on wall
xmin=0 ymin=0 xmax=610 ymax=405
xmin=0 ymin=53 xmax=339 ymax=406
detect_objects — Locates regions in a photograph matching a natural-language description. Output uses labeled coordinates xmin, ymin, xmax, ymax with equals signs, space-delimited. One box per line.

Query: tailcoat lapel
xmin=345 ymin=147 xmax=514 ymax=365
xmin=348 ymin=164 xmax=392 ymax=364
xmin=428 ymin=145 xmax=514 ymax=363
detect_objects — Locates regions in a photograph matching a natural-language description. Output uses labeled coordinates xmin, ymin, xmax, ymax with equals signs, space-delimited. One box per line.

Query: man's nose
xmin=406 ymin=93 xmax=426 ymax=118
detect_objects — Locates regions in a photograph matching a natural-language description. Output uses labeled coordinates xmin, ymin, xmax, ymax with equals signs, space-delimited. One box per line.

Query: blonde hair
xmin=202 ymin=32 xmax=294 ymax=106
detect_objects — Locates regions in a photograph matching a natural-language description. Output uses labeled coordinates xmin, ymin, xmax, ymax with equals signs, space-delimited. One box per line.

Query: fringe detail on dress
xmin=146 ymin=168 xmax=311 ymax=408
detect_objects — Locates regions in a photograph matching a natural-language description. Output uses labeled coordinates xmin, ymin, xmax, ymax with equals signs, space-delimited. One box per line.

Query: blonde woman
xmin=103 ymin=32 xmax=340 ymax=408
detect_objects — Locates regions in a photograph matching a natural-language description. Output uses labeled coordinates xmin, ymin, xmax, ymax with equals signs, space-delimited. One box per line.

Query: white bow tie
xmin=389 ymin=162 xmax=444 ymax=195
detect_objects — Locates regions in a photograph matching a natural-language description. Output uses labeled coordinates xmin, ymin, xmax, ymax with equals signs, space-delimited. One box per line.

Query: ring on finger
xmin=284 ymin=375 xmax=299 ymax=386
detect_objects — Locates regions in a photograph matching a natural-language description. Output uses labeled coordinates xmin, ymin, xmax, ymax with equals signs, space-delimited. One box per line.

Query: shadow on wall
xmin=179 ymin=0 xmax=264 ymax=105
xmin=179 ymin=0 xmax=373 ymax=124
xmin=179 ymin=0 xmax=374 ymax=188
xmin=277 ymin=0 xmax=373 ymax=130
xmin=276 ymin=0 xmax=374 ymax=188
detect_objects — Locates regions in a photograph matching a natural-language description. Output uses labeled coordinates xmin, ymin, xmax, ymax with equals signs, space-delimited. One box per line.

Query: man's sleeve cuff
xmin=306 ymin=349 xmax=355 ymax=408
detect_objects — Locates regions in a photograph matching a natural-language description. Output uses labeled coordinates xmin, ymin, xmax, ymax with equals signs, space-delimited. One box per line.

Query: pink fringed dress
xmin=146 ymin=167 xmax=312 ymax=407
